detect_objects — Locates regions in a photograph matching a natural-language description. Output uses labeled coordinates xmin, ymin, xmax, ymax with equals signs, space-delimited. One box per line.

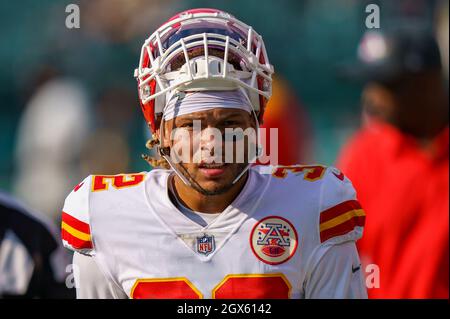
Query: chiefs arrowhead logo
xmin=250 ymin=216 xmax=298 ymax=265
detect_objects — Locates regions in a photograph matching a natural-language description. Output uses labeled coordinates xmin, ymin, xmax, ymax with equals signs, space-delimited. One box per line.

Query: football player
xmin=62 ymin=8 xmax=367 ymax=299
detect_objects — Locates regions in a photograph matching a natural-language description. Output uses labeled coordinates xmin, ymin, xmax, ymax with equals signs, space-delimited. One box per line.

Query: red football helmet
xmin=134 ymin=8 xmax=274 ymax=133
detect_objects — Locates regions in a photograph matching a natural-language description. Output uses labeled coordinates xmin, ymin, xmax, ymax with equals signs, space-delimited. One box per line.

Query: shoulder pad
xmin=318 ymin=167 xmax=365 ymax=244
xmin=61 ymin=176 xmax=94 ymax=256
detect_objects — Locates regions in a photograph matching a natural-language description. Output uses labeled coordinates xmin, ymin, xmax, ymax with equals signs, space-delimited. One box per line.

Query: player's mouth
xmin=198 ymin=163 xmax=229 ymax=178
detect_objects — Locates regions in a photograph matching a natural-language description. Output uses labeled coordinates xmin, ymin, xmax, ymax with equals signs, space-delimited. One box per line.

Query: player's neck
xmin=171 ymin=172 xmax=248 ymax=214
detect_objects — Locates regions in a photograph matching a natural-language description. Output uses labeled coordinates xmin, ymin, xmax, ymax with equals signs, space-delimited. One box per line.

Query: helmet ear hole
xmin=154 ymin=114 xmax=162 ymax=133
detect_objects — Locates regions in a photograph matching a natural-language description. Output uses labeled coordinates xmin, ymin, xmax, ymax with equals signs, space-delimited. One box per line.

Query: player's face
xmin=361 ymin=82 xmax=398 ymax=124
xmin=161 ymin=108 xmax=257 ymax=195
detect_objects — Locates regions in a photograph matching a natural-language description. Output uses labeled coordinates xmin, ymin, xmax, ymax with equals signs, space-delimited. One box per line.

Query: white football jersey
xmin=62 ymin=165 xmax=367 ymax=299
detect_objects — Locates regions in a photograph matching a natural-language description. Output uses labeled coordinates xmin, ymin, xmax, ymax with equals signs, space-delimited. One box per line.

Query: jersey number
xmin=91 ymin=174 xmax=145 ymax=192
xmin=272 ymin=165 xmax=325 ymax=181
xmin=131 ymin=273 xmax=291 ymax=299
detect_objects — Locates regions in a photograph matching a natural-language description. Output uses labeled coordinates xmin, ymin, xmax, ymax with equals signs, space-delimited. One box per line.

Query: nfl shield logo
xmin=196 ymin=234 xmax=215 ymax=256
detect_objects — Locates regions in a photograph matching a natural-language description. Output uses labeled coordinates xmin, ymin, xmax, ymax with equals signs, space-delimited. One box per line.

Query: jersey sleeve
xmin=302 ymin=241 xmax=367 ymax=299
xmin=300 ymin=167 xmax=368 ymax=299
xmin=61 ymin=176 xmax=95 ymax=256
xmin=317 ymin=166 xmax=365 ymax=245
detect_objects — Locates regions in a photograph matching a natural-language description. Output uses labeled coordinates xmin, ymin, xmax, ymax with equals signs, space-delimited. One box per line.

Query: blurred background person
xmin=337 ymin=28 xmax=449 ymax=298
xmin=0 ymin=191 xmax=74 ymax=298
xmin=13 ymin=67 xmax=91 ymax=222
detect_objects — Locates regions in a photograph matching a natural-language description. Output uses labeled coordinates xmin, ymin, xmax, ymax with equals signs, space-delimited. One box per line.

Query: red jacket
xmin=337 ymin=121 xmax=449 ymax=299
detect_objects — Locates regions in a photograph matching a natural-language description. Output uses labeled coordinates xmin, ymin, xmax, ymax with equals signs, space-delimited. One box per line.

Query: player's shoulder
xmin=61 ymin=170 xmax=162 ymax=255
xmin=254 ymin=164 xmax=365 ymax=244
xmin=61 ymin=175 xmax=94 ymax=255
xmin=65 ymin=170 xmax=168 ymax=198
xmin=317 ymin=166 xmax=365 ymax=245
xmin=254 ymin=164 xmax=342 ymax=187
xmin=254 ymin=163 xmax=356 ymax=190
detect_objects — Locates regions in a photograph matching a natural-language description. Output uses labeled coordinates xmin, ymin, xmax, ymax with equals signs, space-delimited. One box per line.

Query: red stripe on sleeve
xmin=62 ymin=212 xmax=91 ymax=234
xmin=320 ymin=215 xmax=366 ymax=243
xmin=320 ymin=200 xmax=362 ymax=224
xmin=62 ymin=228 xmax=93 ymax=250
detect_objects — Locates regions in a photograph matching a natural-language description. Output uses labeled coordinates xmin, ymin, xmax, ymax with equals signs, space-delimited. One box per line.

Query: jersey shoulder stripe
xmin=61 ymin=175 xmax=94 ymax=255
xmin=61 ymin=211 xmax=92 ymax=249
xmin=61 ymin=172 xmax=149 ymax=255
xmin=319 ymin=200 xmax=365 ymax=243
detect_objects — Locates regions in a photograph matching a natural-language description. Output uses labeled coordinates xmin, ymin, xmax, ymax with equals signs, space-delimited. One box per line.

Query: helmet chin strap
xmin=157 ymin=117 xmax=193 ymax=187
xmin=158 ymin=116 xmax=213 ymax=194
xmin=158 ymin=87 xmax=262 ymax=189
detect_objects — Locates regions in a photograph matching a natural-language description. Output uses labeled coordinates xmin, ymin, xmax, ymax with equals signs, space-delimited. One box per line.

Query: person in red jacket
xmin=337 ymin=29 xmax=449 ymax=298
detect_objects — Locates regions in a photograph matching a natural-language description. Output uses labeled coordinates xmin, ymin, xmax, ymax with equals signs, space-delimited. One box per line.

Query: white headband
xmin=163 ymin=89 xmax=253 ymax=121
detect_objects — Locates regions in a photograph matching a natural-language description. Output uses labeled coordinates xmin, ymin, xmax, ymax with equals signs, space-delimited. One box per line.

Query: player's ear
xmin=152 ymin=115 xmax=167 ymax=145
xmin=154 ymin=128 xmax=161 ymax=143
xmin=159 ymin=119 xmax=173 ymax=148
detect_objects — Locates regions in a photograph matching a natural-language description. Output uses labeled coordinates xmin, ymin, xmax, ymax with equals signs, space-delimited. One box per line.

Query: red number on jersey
xmin=131 ymin=274 xmax=291 ymax=299
xmin=131 ymin=277 xmax=202 ymax=299
xmin=272 ymin=165 xmax=326 ymax=181
xmin=91 ymin=174 xmax=145 ymax=192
